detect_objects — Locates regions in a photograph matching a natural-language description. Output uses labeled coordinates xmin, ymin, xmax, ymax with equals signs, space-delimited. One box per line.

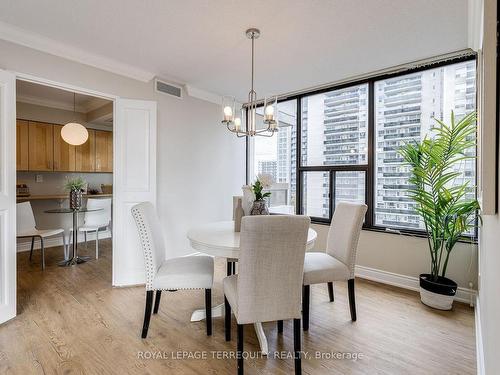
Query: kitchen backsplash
xmin=17 ymin=171 xmax=113 ymax=196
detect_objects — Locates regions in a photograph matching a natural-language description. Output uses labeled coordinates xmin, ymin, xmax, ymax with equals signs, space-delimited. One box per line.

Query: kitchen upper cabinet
xmin=16 ymin=121 xmax=112 ymax=172
xmin=53 ymin=125 xmax=76 ymax=171
xmin=95 ymin=130 xmax=113 ymax=172
xmin=28 ymin=121 xmax=54 ymax=171
xmin=75 ymin=129 xmax=95 ymax=172
xmin=16 ymin=120 xmax=29 ymax=171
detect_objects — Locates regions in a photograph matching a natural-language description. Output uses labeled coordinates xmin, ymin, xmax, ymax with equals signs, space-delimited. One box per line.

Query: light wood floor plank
xmin=0 ymin=240 xmax=475 ymax=374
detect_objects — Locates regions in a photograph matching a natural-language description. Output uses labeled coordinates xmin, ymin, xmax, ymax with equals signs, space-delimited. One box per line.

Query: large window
xmin=374 ymin=61 xmax=476 ymax=230
xmin=250 ymin=100 xmax=297 ymax=214
xmin=247 ymin=57 xmax=477 ymax=234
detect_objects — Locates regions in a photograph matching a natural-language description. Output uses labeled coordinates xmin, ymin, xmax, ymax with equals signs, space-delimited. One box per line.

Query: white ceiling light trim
xmin=0 ymin=21 xmax=155 ymax=82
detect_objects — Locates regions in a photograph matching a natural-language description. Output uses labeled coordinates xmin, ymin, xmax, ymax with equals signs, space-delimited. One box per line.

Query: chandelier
xmin=221 ymin=28 xmax=278 ymax=137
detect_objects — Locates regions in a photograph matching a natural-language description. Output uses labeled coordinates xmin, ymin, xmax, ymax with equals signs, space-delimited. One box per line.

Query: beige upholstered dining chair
xmin=302 ymin=201 xmax=367 ymax=330
xmin=131 ymin=202 xmax=214 ymax=338
xmin=223 ymin=215 xmax=310 ymax=375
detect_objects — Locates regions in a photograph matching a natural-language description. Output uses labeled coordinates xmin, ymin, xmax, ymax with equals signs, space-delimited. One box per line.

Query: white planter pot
xmin=419 ymin=287 xmax=454 ymax=310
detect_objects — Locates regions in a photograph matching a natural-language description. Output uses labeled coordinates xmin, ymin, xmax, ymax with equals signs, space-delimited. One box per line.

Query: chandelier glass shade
xmin=222 ymin=28 xmax=278 ymax=137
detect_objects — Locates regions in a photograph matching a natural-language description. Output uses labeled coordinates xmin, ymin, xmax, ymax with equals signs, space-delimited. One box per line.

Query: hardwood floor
xmin=0 ymin=240 xmax=475 ymax=374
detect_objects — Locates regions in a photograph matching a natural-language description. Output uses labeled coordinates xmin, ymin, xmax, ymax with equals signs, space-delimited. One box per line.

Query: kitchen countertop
xmin=16 ymin=194 xmax=112 ymax=202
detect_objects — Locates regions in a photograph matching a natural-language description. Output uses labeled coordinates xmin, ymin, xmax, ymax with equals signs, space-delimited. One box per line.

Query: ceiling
xmin=16 ymin=80 xmax=110 ymax=113
xmin=0 ymin=0 xmax=470 ymax=102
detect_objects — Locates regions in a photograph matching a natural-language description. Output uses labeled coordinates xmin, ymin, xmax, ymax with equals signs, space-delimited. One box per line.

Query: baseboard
xmin=16 ymin=231 xmax=111 ymax=252
xmin=355 ymin=265 xmax=476 ymax=305
xmin=475 ymin=295 xmax=485 ymax=375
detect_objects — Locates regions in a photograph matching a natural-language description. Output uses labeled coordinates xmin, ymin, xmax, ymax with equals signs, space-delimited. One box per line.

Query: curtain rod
xmin=244 ymin=48 xmax=476 ymax=107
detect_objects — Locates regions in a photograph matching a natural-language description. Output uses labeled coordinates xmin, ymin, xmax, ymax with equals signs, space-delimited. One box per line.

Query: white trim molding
xmin=0 ymin=21 xmax=155 ymax=82
xmin=475 ymin=295 xmax=485 ymax=375
xmin=185 ymin=85 xmax=222 ymax=105
xmin=355 ymin=265 xmax=476 ymax=305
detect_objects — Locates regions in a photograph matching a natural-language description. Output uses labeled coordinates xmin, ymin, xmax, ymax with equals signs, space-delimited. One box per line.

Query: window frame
xmin=246 ymin=54 xmax=478 ymax=238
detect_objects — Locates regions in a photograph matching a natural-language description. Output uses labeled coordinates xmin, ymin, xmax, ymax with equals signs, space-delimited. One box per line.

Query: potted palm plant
xmin=398 ymin=111 xmax=480 ymax=310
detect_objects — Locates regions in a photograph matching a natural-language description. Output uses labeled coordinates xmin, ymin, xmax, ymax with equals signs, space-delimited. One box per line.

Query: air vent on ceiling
xmin=155 ymin=79 xmax=183 ymax=99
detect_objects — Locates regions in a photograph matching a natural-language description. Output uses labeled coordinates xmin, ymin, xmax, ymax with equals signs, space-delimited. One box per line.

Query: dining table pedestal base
xmin=58 ymin=255 xmax=91 ymax=267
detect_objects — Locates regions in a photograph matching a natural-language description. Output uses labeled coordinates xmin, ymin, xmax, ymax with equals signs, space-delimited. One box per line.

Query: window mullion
xmin=329 ymin=171 xmax=335 ymax=222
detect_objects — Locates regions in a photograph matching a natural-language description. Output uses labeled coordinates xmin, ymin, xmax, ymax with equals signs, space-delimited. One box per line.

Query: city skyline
xmin=252 ymin=60 xmax=476 ymax=230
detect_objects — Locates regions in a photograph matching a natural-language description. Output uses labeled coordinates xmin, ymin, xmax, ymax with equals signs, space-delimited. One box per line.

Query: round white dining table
xmin=187 ymin=220 xmax=317 ymax=355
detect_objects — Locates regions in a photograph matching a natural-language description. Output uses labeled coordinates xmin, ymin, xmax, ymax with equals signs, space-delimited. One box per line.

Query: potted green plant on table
xmin=399 ymin=111 xmax=480 ymax=310
xmin=64 ymin=176 xmax=87 ymax=210
xmin=250 ymin=173 xmax=274 ymax=215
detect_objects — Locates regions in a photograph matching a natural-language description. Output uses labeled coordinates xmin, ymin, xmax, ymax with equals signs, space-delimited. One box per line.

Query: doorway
xmin=0 ymin=70 xmax=157 ymax=324
xmin=15 ymin=80 xmax=114 ymax=283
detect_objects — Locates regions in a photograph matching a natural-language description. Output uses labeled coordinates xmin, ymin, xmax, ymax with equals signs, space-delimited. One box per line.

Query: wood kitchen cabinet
xmin=75 ymin=129 xmax=95 ymax=172
xmin=16 ymin=120 xmax=29 ymax=171
xmin=28 ymin=121 xmax=54 ymax=171
xmin=95 ymin=130 xmax=113 ymax=172
xmin=53 ymin=124 xmax=76 ymax=171
xmin=16 ymin=120 xmax=112 ymax=173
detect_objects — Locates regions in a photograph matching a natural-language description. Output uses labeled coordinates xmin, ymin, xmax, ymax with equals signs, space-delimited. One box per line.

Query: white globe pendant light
xmin=61 ymin=93 xmax=89 ymax=146
xmin=61 ymin=122 xmax=88 ymax=145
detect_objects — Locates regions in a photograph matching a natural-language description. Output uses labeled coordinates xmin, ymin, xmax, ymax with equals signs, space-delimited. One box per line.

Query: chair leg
xmin=40 ymin=237 xmax=45 ymax=270
xmin=95 ymin=230 xmax=99 ymax=259
xmin=328 ymin=282 xmax=334 ymax=302
xmin=277 ymin=320 xmax=283 ymax=333
xmin=224 ymin=296 xmax=231 ymax=341
xmin=237 ymin=323 xmax=244 ymax=375
xmin=84 ymin=231 xmax=87 ymax=249
xmin=302 ymin=285 xmax=310 ymax=331
xmin=29 ymin=236 xmax=35 ymax=262
xmin=141 ymin=291 xmax=154 ymax=338
xmin=62 ymin=232 xmax=68 ymax=260
xmin=294 ymin=318 xmax=302 ymax=375
xmin=348 ymin=278 xmax=357 ymax=322
xmin=205 ymin=289 xmax=212 ymax=336
xmin=153 ymin=291 xmax=162 ymax=314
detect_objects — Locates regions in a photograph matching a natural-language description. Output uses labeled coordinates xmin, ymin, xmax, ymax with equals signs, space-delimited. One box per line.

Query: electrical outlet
xmin=35 ymin=174 xmax=43 ymax=183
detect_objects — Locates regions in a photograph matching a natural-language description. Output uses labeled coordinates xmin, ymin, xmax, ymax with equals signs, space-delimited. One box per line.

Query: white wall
xmin=311 ymin=224 xmax=477 ymax=290
xmin=476 ymin=0 xmax=500 ymax=373
xmin=0 ymin=39 xmax=246 ymax=260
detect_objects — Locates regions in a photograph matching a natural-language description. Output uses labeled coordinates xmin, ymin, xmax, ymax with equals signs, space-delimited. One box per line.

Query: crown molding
xmin=185 ymin=85 xmax=222 ymax=105
xmin=0 ymin=21 xmax=155 ymax=82
xmin=185 ymin=84 xmax=244 ymax=109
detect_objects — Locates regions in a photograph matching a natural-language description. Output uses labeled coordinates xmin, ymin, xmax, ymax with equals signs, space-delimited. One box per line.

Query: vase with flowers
xmin=250 ymin=173 xmax=273 ymax=215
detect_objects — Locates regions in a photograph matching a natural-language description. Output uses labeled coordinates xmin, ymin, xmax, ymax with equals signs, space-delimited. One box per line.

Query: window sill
xmin=310 ymin=219 xmax=478 ymax=244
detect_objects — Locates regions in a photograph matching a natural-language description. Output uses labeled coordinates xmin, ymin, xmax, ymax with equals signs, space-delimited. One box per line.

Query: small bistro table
xmin=45 ymin=207 xmax=103 ymax=266
xmin=187 ymin=220 xmax=317 ymax=355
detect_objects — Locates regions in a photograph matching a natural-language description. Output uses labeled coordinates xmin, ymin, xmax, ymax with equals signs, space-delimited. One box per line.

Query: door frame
xmin=13 ymin=72 xmax=121 ymax=284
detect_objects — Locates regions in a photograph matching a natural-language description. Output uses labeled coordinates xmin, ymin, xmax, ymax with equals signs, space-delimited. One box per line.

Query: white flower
xmin=257 ymin=173 xmax=274 ymax=188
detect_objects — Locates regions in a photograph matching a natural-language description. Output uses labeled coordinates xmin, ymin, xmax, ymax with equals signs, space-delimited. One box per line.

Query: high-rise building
xmin=375 ymin=61 xmax=476 ymax=229
xmin=301 ymin=85 xmax=368 ymax=218
xmin=252 ymin=61 xmax=476 ymax=227
xmin=257 ymin=160 xmax=277 ymax=181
